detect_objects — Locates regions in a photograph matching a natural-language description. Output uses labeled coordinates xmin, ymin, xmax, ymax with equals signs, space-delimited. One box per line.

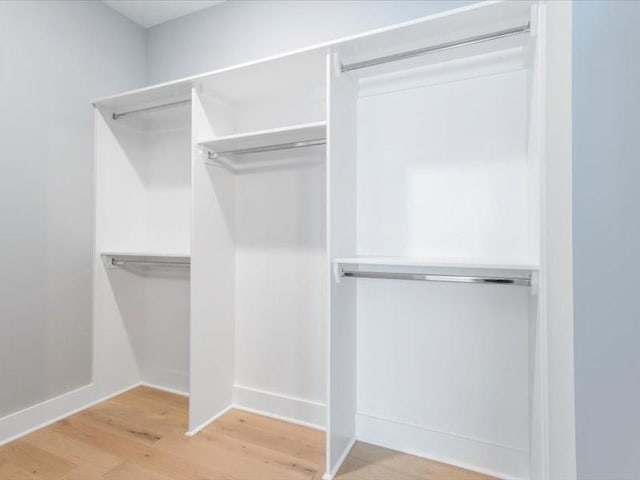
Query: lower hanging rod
xmin=208 ymin=138 xmax=326 ymax=158
xmin=111 ymin=258 xmax=190 ymax=268
xmin=341 ymin=22 xmax=531 ymax=73
xmin=340 ymin=269 xmax=531 ymax=286
xmin=112 ymin=99 xmax=191 ymax=120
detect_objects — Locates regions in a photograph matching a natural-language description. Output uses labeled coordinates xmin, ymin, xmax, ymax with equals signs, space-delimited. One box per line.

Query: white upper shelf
xmin=93 ymin=1 xmax=533 ymax=112
xmin=199 ymin=121 xmax=326 ymax=155
xmin=333 ymin=256 xmax=538 ymax=272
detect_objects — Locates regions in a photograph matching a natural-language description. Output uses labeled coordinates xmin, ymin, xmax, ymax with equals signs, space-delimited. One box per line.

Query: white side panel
xmin=325 ymin=53 xmax=359 ymax=479
xmin=234 ymin=156 xmax=326 ymax=411
xmin=527 ymin=5 xmax=547 ymax=479
xmin=541 ymin=2 xmax=576 ymax=478
xmin=188 ymin=89 xmax=236 ymax=433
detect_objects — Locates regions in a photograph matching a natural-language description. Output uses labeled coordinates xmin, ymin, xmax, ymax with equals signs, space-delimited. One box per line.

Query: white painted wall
xmin=0 ymin=1 xmax=146 ymax=418
xmin=146 ymin=0 xmax=474 ymax=84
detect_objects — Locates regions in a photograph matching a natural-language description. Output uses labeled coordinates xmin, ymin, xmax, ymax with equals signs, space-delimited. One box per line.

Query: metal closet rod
xmin=208 ymin=138 xmax=326 ymax=157
xmin=112 ymin=99 xmax=191 ymax=120
xmin=340 ymin=269 xmax=531 ymax=286
xmin=111 ymin=258 xmax=190 ymax=268
xmin=341 ymin=22 xmax=531 ymax=73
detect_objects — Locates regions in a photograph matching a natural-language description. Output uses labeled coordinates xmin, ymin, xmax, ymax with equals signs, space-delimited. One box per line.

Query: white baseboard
xmin=0 ymin=382 xmax=140 ymax=447
xmin=141 ymin=369 xmax=189 ymax=396
xmin=323 ymin=436 xmax=356 ymax=480
xmin=140 ymin=382 xmax=189 ymax=397
xmin=185 ymin=405 xmax=233 ymax=437
xmin=232 ymin=384 xmax=325 ymax=430
xmin=356 ymin=413 xmax=529 ymax=480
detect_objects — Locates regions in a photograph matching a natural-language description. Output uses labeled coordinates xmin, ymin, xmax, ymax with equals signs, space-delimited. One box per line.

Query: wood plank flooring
xmin=0 ymin=387 xmax=494 ymax=480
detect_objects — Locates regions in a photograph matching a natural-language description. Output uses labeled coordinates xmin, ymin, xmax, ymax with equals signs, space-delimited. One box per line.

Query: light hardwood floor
xmin=0 ymin=387 xmax=494 ymax=479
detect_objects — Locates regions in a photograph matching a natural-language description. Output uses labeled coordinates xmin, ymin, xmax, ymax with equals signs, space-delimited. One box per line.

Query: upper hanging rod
xmin=208 ymin=138 xmax=326 ymax=158
xmin=112 ymin=99 xmax=191 ymax=120
xmin=341 ymin=23 xmax=531 ymax=73
xmin=110 ymin=258 xmax=190 ymax=268
xmin=339 ymin=268 xmax=531 ymax=287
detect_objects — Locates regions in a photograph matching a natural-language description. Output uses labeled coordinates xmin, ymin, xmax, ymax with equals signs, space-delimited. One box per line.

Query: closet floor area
xmin=0 ymin=387 xmax=493 ymax=480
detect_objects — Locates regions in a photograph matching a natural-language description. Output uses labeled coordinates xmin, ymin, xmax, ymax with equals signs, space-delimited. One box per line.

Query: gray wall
xmin=0 ymin=1 xmax=146 ymax=417
xmin=146 ymin=0 xmax=472 ymax=84
xmin=573 ymin=2 xmax=640 ymax=479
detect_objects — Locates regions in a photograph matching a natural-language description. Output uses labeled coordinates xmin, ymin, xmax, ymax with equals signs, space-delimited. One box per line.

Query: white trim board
xmin=322 ymin=437 xmax=356 ymax=480
xmin=355 ymin=413 xmax=529 ymax=480
xmin=0 ymin=383 xmax=140 ymax=447
xmin=140 ymin=382 xmax=189 ymax=398
xmin=232 ymin=384 xmax=326 ymax=430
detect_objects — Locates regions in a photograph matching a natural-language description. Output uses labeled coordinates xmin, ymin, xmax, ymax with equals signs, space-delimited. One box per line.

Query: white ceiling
xmin=103 ymin=1 xmax=226 ymax=28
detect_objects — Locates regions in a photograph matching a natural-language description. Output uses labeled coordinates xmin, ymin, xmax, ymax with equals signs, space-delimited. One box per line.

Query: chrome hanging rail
xmin=341 ymin=23 xmax=531 ymax=73
xmin=339 ymin=268 xmax=531 ymax=287
xmin=208 ymin=138 xmax=326 ymax=158
xmin=112 ymin=99 xmax=191 ymax=120
xmin=110 ymin=258 xmax=190 ymax=268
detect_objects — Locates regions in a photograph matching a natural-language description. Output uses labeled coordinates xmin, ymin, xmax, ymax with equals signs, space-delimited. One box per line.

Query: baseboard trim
xmin=233 ymin=404 xmax=325 ymax=432
xmin=140 ymin=382 xmax=189 ymax=398
xmin=323 ymin=436 xmax=356 ymax=480
xmin=0 ymin=382 xmax=140 ymax=447
xmin=185 ymin=405 xmax=233 ymax=437
xmin=233 ymin=384 xmax=325 ymax=430
xmin=356 ymin=413 xmax=528 ymax=480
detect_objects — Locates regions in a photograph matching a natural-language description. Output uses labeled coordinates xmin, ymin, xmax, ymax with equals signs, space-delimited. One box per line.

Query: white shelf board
xmin=93 ymin=1 xmax=532 ymax=109
xmin=199 ymin=121 xmax=326 ymax=154
xmin=101 ymin=251 xmax=191 ymax=263
xmin=333 ymin=256 xmax=538 ymax=272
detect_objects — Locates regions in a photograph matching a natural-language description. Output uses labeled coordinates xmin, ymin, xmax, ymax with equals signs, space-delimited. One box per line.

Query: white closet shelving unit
xmin=91 ymin=2 xmax=570 ymax=479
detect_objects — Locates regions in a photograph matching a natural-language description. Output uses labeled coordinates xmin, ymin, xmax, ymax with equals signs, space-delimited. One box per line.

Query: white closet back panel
xmin=234 ymin=156 xmax=326 ymax=416
xmin=349 ymin=40 xmax=535 ymax=478
xmin=97 ymin=117 xmax=191 ymax=255
xmin=200 ymin=49 xmax=326 ymax=137
xmin=144 ymin=129 xmax=191 ymax=254
xmin=96 ymin=117 xmax=148 ymax=253
xmin=142 ymin=274 xmax=190 ymax=392
xmin=94 ymin=109 xmax=191 ymax=397
xmin=357 ymin=69 xmax=530 ymax=264
xmin=356 ymin=280 xmax=530 ymax=476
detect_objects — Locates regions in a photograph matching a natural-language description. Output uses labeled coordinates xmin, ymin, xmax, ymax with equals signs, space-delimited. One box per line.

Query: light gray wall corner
xmin=0 ymin=0 xmax=146 ymax=417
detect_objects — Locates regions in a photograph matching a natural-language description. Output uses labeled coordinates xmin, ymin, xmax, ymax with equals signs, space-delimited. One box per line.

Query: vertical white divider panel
xmin=540 ymin=1 xmax=576 ymax=478
xmin=188 ymin=88 xmax=236 ymax=435
xmin=325 ymin=52 xmax=358 ymax=480
xmin=527 ymin=5 xmax=547 ymax=479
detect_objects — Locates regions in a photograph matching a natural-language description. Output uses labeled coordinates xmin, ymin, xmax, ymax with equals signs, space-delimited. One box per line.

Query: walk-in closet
xmin=63 ymin=1 xmax=569 ymax=479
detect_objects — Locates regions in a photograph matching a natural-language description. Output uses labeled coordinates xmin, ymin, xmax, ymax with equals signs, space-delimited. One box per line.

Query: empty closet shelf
xmin=102 ymin=252 xmax=190 ymax=269
xmin=200 ymin=121 xmax=326 ymax=157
